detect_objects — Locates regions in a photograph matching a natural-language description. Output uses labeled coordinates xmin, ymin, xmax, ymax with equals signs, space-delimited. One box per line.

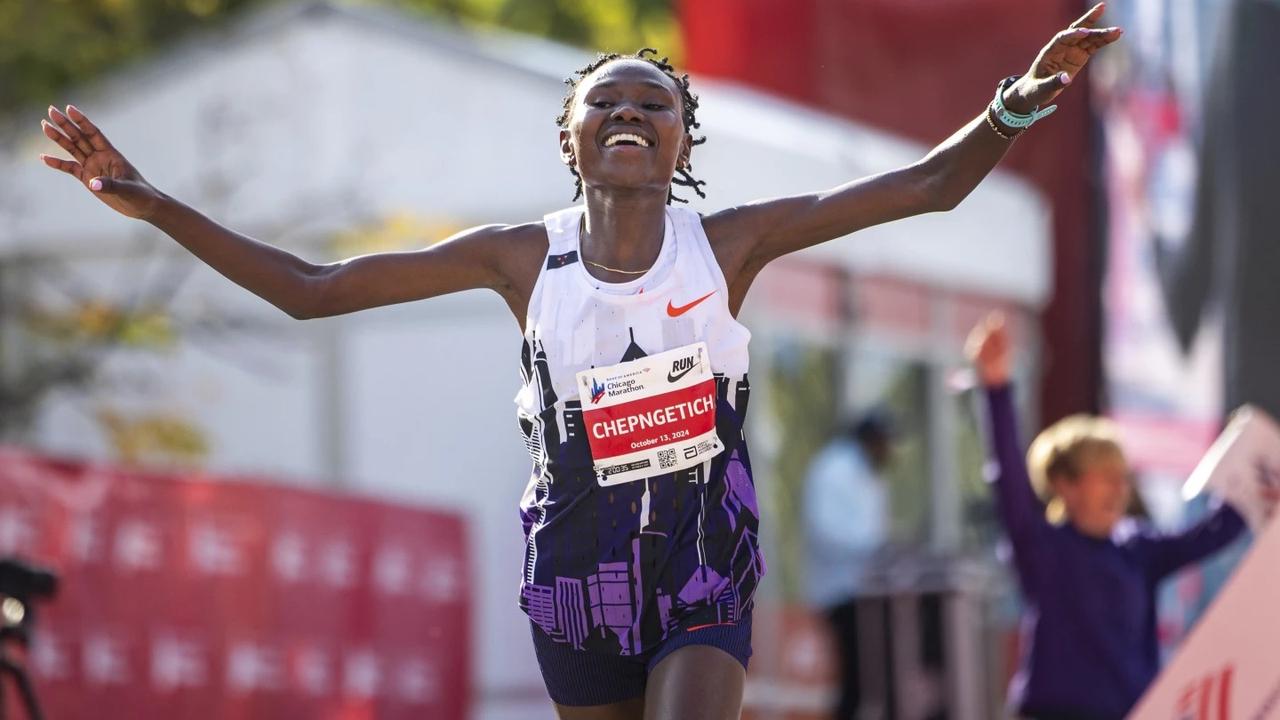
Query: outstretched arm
xmin=39 ymin=106 xmax=538 ymax=321
xmin=968 ymin=314 xmax=1052 ymax=599
xmin=1141 ymin=502 xmax=1246 ymax=582
xmin=706 ymin=4 xmax=1121 ymax=289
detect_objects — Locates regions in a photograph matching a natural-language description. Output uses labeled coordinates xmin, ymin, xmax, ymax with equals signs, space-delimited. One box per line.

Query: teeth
xmin=604 ymin=133 xmax=651 ymax=148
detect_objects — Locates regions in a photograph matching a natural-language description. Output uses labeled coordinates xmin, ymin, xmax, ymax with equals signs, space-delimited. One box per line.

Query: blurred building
xmin=0 ymin=1 xmax=1052 ymax=717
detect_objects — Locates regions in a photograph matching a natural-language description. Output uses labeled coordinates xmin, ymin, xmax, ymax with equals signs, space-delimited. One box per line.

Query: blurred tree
xmin=0 ymin=0 xmax=679 ymax=112
xmin=386 ymin=0 xmax=680 ymax=57
xmin=766 ymin=343 xmax=840 ymax=600
xmin=881 ymin=363 xmax=929 ymax=546
xmin=0 ymin=0 xmax=266 ymax=111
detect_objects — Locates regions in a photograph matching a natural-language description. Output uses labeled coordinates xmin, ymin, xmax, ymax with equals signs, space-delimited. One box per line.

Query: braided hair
xmin=555 ymin=48 xmax=707 ymax=204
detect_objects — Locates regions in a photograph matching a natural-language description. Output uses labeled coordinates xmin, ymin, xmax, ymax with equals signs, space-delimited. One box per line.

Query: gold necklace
xmin=584 ymin=259 xmax=650 ymax=275
xmin=579 ymin=215 xmax=656 ymax=276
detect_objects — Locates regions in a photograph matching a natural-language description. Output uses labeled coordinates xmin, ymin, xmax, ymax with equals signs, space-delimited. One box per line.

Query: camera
xmin=0 ymin=558 xmax=58 ymax=601
xmin=0 ymin=557 xmax=58 ymax=719
xmin=0 ymin=558 xmax=58 ymax=645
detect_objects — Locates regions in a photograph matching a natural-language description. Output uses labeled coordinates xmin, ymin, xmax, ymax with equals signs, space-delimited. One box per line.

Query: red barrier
xmin=0 ymin=448 xmax=470 ymax=719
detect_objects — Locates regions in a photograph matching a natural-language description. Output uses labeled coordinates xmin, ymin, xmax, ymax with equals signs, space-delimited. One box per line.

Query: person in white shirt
xmin=803 ymin=412 xmax=894 ymax=720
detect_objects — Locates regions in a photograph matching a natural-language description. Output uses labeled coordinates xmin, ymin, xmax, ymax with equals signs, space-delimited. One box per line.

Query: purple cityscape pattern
xmin=516 ymin=332 xmax=765 ymax=655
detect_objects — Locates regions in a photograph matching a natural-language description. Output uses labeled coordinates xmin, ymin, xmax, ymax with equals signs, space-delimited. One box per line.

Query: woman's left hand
xmin=1004 ymin=2 xmax=1123 ymax=114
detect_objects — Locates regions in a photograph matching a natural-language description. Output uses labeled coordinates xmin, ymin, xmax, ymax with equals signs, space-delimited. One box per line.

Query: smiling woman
xmin=36 ymin=7 xmax=1122 ymax=718
xmin=555 ymin=49 xmax=706 ymax=206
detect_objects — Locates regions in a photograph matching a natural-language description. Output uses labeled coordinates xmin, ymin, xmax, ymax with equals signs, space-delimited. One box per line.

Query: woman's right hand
xmin=965 ymin=312 xmax=1012 ymax=387
xmin=40 ymin=105 xmax=165 ymax=221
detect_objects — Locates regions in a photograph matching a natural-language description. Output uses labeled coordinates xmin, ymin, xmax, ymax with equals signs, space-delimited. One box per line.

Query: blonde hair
xmin=1026 ymin=414 xmax=1125 ymax=523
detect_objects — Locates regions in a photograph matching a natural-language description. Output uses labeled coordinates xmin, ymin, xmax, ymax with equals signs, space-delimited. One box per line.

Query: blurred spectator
xmin=802 ymin=410 xmax=895 ymax=720
xmin=967 ymin=313 xmax=1246 ymax=719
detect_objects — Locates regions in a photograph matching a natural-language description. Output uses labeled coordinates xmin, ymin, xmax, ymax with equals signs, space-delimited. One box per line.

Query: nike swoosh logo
xmin=668 ymin=365 xmax=697 ymax=383
xmin=666 ymin=290 xmax=716 ymax=317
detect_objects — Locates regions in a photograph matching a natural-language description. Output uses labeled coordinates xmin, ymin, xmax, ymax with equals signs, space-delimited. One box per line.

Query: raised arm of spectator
xmin=1138 ymin=501 xmax=1246 ymax=582
xmin=967 ymin=313 xmax=1051 ymax=599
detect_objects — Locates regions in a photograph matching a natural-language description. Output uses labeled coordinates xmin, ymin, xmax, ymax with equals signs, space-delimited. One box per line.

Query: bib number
xmin=576 ymin=342 xmax=723 ymax=486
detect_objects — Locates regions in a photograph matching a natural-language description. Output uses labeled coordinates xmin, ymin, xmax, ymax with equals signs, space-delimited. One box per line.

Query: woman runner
xmin=38 ymin=6 xmax=1120 ymax=718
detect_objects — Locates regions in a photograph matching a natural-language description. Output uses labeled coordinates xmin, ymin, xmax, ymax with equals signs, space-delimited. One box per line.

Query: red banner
xmin=0 ymin=448 xmax=470 ymax=720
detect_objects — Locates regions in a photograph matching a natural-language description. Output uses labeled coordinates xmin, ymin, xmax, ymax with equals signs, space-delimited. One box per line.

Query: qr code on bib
xmin=657 ymin=448 xmax=677 ymax=469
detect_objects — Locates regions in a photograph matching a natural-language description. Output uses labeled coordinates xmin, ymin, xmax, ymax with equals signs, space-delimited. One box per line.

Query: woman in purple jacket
xmin=966 ymin=314 xmax=1246 ymax=719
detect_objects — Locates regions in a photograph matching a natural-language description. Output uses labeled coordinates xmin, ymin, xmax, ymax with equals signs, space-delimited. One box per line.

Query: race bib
xmin=576 ymin=342 xmax=723 ymax=486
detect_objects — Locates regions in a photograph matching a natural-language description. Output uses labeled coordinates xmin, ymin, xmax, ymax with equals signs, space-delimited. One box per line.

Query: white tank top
xmin=515 ymin=205 xmax=751 ymax=433
xmin=513 ymin=205 xmax=763 ymax=655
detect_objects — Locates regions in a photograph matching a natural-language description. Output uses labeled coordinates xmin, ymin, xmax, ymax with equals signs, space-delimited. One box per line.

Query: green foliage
xmin=386 ymin=0 xmax=680 ymax=56
xmin=0 ymin=0 xmax=678 ymax=111
xmin=954 ymin=389 xmax=1000 ymax=550
xmin=880 ymin=363 xmax=930 ymax=546
xmin=0 ymin=0 xmax=266 ymax=110
xmin=765 ymin=344 xmax=840 ymax=601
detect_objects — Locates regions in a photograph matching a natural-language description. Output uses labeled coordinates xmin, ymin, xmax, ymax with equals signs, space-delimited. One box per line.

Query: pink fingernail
xmin=90 ymin=178 xmax=102 ymax=191
xmin=1060 ymin=72 xmax=1071 ymax=84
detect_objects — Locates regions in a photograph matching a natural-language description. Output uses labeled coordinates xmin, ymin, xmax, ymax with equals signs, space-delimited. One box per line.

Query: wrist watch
xmin=991 ymin=75 xmax=1058 ymax=130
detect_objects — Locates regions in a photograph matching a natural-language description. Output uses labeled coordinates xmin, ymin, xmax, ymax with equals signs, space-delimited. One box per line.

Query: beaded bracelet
xmin=984 ymin=106 xmax=1020 ymax=141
